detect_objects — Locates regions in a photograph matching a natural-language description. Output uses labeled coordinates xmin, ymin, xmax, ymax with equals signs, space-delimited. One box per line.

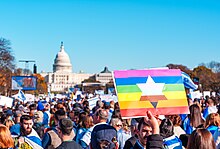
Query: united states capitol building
xmin=41 ymin=42 xmax=112 ymax=92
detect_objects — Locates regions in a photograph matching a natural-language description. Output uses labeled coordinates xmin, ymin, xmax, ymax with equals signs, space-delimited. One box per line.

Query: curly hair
xmin=167 ymin=115 xmax=182 ymax=126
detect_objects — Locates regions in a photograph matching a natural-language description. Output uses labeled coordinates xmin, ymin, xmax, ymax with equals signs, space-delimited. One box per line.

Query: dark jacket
xmin=56 ymin=140 xmax=82 ymax=149
xmin=146 ymin=134 xmax=163 ymax=149
xmin=123 ymin=136 xmax=137 ymax=149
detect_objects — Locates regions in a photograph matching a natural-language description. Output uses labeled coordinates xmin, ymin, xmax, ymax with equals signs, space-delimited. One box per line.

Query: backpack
xmin=33 ymin=122 xmax=45 ymax=139
xmin=47 ymin=130 xmax=62 ymax=149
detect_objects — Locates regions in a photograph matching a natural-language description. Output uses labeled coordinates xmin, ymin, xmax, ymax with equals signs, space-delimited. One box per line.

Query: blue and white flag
xmin=95 ymin=90 xmax=104 ymax=95
xmin=24 ymin=129 xmax=43 ymax=149
xmin=17 ymin=90 xmax=27 ymax=101
xmin=48 ymin=92 xmax=52 ymax=101
xmin=181 ymin=72 xmax=198 ymax=90
xmin=10 ymin=124 xmax=43 ymax=149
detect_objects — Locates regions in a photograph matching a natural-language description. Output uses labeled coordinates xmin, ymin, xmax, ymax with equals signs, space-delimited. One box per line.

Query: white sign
xmin=88 ymin=97 xmax=100 ymax=110
xmin=212 ymin=92 xmax=216 ymax=97
xmin=100 ymin=95 xmax=118 ymax=103
xmin=25 ymin=94 xmax=35 ymax=102
xmin=203 ymin=91 xmax=211 ymax=97
xmin=191 ymin=91 xmax=202 ymax=101
xmin=0 ymin=96 xmax=13 ymax=107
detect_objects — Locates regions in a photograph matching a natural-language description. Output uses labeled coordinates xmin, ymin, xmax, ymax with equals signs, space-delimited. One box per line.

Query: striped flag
xmin=17 ymin=90 xmax=27 ymax=101
xmin=181 ymin=72 xmax=198 ymax=90
xmin=113 ymin=69 xmax=189 ymax=118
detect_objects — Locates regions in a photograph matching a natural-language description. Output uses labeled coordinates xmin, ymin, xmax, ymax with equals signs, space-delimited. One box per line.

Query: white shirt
xmin=80 ymin=122 xmax=107 ymax=145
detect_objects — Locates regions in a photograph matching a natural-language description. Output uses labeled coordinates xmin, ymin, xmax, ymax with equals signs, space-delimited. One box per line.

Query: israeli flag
xmin=181 ymin=72 xmax=198 ymax=90
xmin=48 ymin=92 xmax=51 ymax=100
xmin=17 ymin=90 xmax=27 ymax=101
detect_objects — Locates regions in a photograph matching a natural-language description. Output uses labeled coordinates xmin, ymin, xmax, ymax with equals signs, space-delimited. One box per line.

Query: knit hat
xmin=91 ymin=124 xmax=117 ymax=149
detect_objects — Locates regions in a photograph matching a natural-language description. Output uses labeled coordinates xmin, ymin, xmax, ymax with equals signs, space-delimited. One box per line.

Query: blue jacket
xmin=183 ymin=117 xmax=195 ymax=134
xmin=203 ymin=106 xmax=218 ymax=119
xmin=207 ymin=125 xmax=219 ymax=136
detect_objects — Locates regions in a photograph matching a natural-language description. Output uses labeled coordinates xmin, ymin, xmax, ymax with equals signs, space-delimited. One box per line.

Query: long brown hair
xmin=0 ymin=124 xmax=14 ymax=148
xmin=79 ymin=115 xmax=94 ymax=129
xmin=187 ymin=128 xmax=215 ymax=149
xmin=189 ymin=104 xmax=204 ymax=128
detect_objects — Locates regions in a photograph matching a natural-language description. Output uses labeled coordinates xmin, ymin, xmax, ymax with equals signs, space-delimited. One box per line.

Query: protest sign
xmin=113 ymin=69 xmax=189 ymax=118
xmin=0 ymin=96 xmax=13 ymax=107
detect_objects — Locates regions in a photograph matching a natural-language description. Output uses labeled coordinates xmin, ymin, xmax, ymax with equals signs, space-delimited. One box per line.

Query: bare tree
xmin=199 ymin=61 xmax=220 ymax=73
xmin=0 ymin=38 xmax=15 ymax=95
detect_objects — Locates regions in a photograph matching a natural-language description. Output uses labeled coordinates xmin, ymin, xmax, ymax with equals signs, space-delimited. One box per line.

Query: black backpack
xmin=123 ymin=136 xmax=137 ymax=149
xmin=33 ymin=122 xmax=45 ymax=139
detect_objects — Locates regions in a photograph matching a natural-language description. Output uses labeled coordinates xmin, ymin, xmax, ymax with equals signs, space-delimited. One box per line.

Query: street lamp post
xmin=18 ymin=60 xmax=36 ymax=75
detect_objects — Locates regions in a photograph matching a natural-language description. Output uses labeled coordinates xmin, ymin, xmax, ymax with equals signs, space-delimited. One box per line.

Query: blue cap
xmin=41 ymin=100 xmax=47 ymax=104
xmin=104 ymin=102 xmax=110 ymax=107
xmin=6 ymin=110 xmax=13 ymax=116
xmin=10 ymin=124 xmax=21 ymax=136
xmin=58 ymin=100 xmax=63 ymax=103
xmin=37 ymin=101 xmax=44 ymax=111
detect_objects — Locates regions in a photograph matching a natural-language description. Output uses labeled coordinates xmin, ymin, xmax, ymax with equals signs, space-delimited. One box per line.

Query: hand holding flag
xmin=145 ymin=111 xmax=159 ymax=134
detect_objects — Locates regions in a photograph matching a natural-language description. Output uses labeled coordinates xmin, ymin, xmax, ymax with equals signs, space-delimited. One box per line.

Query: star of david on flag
xmin=137 ymin=76 xmax=167 ymax=108
xmin=113 ymin=69 xmax=189 ymax=118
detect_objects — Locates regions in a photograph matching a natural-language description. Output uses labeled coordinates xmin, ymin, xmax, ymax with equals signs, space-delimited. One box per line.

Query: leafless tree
xmin=0 ymin=38 xmax=15 ymax=95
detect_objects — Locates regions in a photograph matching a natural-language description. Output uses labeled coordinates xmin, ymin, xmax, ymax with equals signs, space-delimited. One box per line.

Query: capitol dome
xmin=53 ymin=42 xmax=72 ymax=73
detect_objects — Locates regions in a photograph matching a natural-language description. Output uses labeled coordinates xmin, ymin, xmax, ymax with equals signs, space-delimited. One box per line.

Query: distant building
xmin=41 ymin=42 xmax=93 ymax=92
xmin=81 ymin=67 xmax=113 ymax=93
xmin=95 ymin=66 xmax=112 ymax=84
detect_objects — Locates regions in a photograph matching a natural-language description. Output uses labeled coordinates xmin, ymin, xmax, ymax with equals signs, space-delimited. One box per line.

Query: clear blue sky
xmin=1 ymin=0 xmax=220 ymax=73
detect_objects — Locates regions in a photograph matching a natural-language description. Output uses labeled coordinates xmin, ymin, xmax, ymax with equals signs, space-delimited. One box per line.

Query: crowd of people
xmin=0 ymin=93 xmax=220 ymax=149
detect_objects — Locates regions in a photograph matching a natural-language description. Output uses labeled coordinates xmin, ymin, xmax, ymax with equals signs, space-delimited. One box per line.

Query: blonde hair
xmin=122 ymin=119 xmax=130 ymax=132
xmin=0 ymin=124 xmax=14 ymax=148
xmin=205 ymin=113 xmax=220 ymax=128
xmin=110 ymin=118 xmax=122 ymax=127
xmin=4 ymin=119 xmax=14 ymax=129
xmin=34 ymin=111 xmax=44 ymax=123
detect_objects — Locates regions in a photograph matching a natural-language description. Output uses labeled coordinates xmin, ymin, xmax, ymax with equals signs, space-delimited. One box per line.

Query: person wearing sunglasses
xmin=110 ymin=118 xmax=132 ymax=149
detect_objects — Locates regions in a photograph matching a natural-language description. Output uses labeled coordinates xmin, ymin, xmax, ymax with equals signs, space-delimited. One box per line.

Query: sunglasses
xmin=116 ymin=124 xmax=122 ymax=127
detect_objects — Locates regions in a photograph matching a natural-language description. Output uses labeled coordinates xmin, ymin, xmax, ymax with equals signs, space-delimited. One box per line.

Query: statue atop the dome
xmin=60 ymin=41 xmax=64 ymax=52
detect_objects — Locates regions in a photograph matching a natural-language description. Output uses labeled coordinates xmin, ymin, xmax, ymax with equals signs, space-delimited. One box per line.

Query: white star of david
xmin=137 ymin=75 xmax=165 ymax=96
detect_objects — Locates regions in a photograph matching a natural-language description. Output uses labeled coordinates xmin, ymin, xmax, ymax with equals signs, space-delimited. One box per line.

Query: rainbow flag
xmin=113 ymin=69 xmax=189 ymax=118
